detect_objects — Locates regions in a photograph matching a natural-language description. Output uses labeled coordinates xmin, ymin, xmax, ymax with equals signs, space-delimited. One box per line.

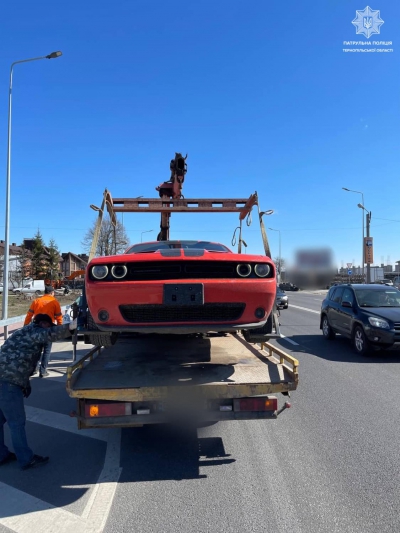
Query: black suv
xmin=320 ymin=284 xmax=400 ymax=355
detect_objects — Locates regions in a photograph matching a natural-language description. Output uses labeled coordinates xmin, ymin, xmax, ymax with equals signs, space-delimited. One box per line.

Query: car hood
xmin=364 ymin=307 xmax=400 ymax=322
xmin=89 ymin=250 xmax=274 ymax=264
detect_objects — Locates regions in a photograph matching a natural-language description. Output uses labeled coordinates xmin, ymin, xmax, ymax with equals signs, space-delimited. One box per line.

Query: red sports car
xmin=85 ymin=241 xmax=276 ymax=342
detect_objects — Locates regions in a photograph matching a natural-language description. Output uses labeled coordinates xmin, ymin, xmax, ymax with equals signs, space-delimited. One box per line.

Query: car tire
xmin=87 ymin=312 xmax=119 ymax=347
xmin=35 ymin=290 xmax=41 ymax=295
xmin=353 ymin=326 xmax=371 ymax=356
xmin=284 ymin=304 xmax=288 ymax=309
xmin=321 ymin=315 xmax=335 ymax=340
xmin=242 ymin=312 xmax=274 ymax=343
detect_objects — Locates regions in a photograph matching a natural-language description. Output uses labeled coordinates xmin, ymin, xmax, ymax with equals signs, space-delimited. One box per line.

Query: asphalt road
xmin=1 ymin=291 xmax=400 ymax=533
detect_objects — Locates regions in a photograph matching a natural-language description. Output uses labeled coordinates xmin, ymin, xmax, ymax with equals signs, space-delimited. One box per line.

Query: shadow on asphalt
xmin=274 ymin=334 xmax=400 ymax=364
xmin=0 ymin=423 xmax=107 ymax=512
xmin=119 ymin=424 xmax=235 ymax=482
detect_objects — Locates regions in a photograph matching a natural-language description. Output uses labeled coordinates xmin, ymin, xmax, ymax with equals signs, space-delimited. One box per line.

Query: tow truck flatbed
xmin=67 ymin=333 xmax=298 ymax=400
xmin=66 ymin=334 xmax=298 ymax=428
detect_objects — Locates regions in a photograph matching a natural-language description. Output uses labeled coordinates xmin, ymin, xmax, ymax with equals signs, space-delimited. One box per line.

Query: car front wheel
xmin=353 ymin=326 xmax=370 ymax=356
xmin=321 ymin=315 xmax=335 ymax=340
xmin=87 ymin=312 xmax=119 ymax=347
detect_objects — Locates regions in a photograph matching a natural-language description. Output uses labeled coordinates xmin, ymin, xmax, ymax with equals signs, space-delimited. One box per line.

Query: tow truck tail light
xmin=234 ymin=397 xmax=278 ymax=412
xmin=85 ymin=402 xmax=132 ymax=418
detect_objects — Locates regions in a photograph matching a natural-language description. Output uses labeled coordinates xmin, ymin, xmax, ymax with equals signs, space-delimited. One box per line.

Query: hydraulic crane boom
xmin=155 ymin=152 xmax=187 ymax=241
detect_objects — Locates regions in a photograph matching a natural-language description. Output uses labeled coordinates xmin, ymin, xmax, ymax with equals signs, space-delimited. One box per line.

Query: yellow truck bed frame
xmin=66 ymin=333 xmax=298 ymax=428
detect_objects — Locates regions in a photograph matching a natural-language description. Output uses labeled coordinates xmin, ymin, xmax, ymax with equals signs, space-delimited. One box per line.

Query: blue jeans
xmin=0 ymin=380 xmax=34 ymax=468
xmin=39 ymin=340 xmax=52 ymax=373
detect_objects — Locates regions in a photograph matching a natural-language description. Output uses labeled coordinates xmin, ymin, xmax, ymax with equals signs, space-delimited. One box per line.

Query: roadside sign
xmin=347 ymin=263 xmax=352 ymax=268
xmin=364 ymin=237 xmax=374 ymax=264
xmin=348 ymin=269 xmax=352 ymax=275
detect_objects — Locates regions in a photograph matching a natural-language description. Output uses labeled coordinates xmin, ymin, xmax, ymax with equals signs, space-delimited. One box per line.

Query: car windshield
xmin=354 ymin=289 xmax=400 ymax=307
xmin=126 ymin=241 xmax=231 ymax=254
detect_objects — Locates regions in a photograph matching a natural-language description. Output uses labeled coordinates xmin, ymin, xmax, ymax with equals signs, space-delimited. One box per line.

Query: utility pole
xmin=358 ymin=203 xmax=372 ymax=284
xmin=366 ymin=210 xmax=372 ymax=284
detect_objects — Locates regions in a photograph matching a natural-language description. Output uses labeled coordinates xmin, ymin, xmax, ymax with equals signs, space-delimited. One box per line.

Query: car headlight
xmin=368 ymin=316 xmax=390 ymax=329
xmin=111 ymin=265 xmax=128 ymax=279
xmin=236 ymin=264 xmax=252 ymax=277
xmin=254 ymin=263 xmax=271 ymax=278
xmin=92 ymin=265 xmax=109 ymax=280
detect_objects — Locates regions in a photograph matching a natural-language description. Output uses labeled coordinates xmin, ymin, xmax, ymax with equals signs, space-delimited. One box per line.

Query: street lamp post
xmin=258 ymin=210 xmax=274 ymax=258
xmin=358 ymin=203 xmax=372 ymax=284
xmin=2 ymin=51 xmax=62 ymax=338
xmin=268 ymin=227 xmax=281 ymax=283
xmin=342 ymin=187 xmax=365 ymax=279
xmin=141 ymin=229 xmax=153 ymax=242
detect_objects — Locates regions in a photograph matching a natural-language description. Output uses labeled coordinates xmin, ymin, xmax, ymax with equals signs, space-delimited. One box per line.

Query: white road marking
xmin=1 ymin=408 xmax=121 ymax=533
xmin=289 ymin=304 xmax=320 ymax=315
xmin=82 ymin=429 xmax=122 ymax=532
xmin=280 ymin=334 xmax=299 ymax=346
xmin=0 ymin=484 xmax=84 ymax=532
xmin=25 ymin=406 xmax=109 ymax=442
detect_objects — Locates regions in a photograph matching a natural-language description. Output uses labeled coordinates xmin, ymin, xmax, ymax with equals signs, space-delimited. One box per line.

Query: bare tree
xmin=17 ymin=243 xmax=33 ymax=286
xmin=274 ymin=256 xmax=286 ymax=273
xmin=81 ymin=216 xmax=130 ymax=257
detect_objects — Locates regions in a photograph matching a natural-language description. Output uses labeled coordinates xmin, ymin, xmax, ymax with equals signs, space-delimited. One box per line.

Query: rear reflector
xmin=234 ymin=397 xmax=278 ymax=412
xmin=85 ymin=402 xmax=132 ymax=418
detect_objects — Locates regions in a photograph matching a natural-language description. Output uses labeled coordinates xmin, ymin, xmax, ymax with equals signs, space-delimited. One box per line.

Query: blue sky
xmin=0 ymin=0 xmax=399 ymax=270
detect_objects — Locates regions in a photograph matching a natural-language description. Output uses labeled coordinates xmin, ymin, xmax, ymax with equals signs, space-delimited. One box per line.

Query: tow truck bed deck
xmin=67 ymin=333 xmax=298 ymax=401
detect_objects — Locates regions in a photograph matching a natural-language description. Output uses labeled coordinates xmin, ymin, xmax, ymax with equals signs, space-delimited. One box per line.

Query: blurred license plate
xmin=163 ymin=284 xmax=204 ymax=305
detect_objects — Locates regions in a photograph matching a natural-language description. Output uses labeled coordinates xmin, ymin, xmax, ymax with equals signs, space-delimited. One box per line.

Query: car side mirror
xmin=342 ymin=301 xmax=353 ymax=308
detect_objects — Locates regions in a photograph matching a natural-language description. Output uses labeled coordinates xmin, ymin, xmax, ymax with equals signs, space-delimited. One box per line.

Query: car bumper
xmin=86 ymin=279 xmax=276 ymax=331
xmin=365 ymin=326 xmax=400 ymax=348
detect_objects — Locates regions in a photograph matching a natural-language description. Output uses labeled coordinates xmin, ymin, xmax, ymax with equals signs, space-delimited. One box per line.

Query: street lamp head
xmin=357 ymin=203 xmax=365 ymax=210
xmin=259 ymin=210 xmax=274 ymax=219
xmin=46 ymin=51 xmax=62 ymax=59
xmin=342 ymin=187 xmax=350 ymax=191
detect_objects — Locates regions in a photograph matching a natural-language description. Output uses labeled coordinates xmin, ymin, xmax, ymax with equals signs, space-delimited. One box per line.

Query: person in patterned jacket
xmin=0 ymin=313 xmax=77 ymax=470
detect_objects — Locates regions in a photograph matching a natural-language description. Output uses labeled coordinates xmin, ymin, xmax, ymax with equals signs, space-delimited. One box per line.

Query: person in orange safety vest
xmin=23 ymin=286 xmax=63 ymax=377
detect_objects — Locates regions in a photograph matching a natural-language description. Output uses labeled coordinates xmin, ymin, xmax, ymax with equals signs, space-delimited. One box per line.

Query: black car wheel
xmin=321 ymin=315 xmax=335 ymax=340
xmin=87 ymin=312 xmax=119 ymax=347
xmin=353 ymin=326 xmax=370 ymax=356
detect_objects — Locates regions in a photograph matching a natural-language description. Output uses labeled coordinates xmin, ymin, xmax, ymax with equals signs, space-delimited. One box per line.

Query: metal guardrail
xmin=0 ymin=305 xmax=70 ymax=328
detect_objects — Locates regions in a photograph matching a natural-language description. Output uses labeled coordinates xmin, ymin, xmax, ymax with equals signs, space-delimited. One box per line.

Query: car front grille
xmin=128 ymin=262 xmax=237 ymax=280
xmin=119 ymin=303 xmax=246 ymax=323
